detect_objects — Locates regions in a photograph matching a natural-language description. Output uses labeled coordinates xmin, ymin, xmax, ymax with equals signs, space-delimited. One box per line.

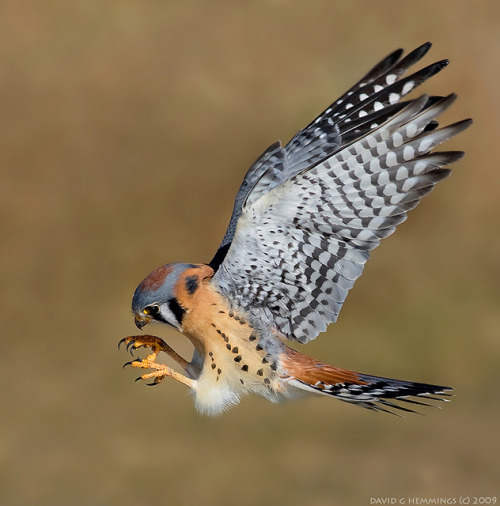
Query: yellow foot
xmin=125 ymin=358 xmax=195 ymax=388
xmin=119 ymin=335 xmax=170 ymax=362
xmin=119 ymin=335 xmax=194 ymax=388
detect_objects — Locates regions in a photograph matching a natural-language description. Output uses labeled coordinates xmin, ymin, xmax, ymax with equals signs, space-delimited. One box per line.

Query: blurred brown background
xmin=1 ymin=1 xmax=498 ymax=505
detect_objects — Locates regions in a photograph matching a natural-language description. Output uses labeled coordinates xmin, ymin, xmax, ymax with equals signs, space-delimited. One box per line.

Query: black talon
xmin=135 ymin=376 xmax=143 ymax=382
xmin=126 ymin=340 xmax=136 ymax=353
xmin=118 ymin=337 xmax=127 ymax=350
xmin=123 ymin=359 xmax=140 ymax=369
xmin=146 ymin=382 xmax=158 ymax=387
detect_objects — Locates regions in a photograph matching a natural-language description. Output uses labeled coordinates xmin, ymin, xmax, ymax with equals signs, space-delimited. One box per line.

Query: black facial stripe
xmin=155 ymin=315 xmax=176 ymax=329
xmin=185 ymin=275 xmax=199 ymax=295
xmin=167 ymin=298 xmax=186 ymax=325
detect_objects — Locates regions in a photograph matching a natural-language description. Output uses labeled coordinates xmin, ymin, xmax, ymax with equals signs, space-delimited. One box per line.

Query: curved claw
xmin=118 ymin=337 xmax=127 ymax=350
xmin=126 ymin=340 xmax=136 ymax=353
xmin=146 ymin=381 xmax=159 ymax=387
xmin=123 ymin=359 xmax=140 ymax=369
xmin=135 ymin=376 xmax=143 ymax=382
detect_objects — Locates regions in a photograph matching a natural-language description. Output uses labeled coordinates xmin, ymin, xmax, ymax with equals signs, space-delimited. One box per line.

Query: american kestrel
xmin=120 ymin=43 xmax=470 ymax=416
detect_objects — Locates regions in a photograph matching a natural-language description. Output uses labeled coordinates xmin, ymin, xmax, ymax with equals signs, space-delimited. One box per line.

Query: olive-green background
xmin=1 ymin=1 xmax=498 ymax=505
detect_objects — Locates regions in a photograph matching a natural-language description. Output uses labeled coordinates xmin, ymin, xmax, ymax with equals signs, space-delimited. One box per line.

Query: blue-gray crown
xmin=132 ymin=263 xmax=195 ymax=312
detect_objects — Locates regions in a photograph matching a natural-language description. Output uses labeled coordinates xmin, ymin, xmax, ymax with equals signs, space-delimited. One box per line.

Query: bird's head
xmin=132 ymin=263 xmax=193 ymax=331
xmin=131 ymin=263 xmax=213 ymax=331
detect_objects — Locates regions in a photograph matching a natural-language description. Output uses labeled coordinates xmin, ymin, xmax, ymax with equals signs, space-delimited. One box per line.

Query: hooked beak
xmin=134 ymin=314 xmax=150 ymax=330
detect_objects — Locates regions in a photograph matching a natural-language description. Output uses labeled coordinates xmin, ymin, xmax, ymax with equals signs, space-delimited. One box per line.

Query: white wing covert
xmin=210 ymin=44 xmax=471 ymax=343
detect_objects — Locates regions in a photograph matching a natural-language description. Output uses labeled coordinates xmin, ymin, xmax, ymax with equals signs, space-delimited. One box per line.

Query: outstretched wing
xmin=210 ymin=44 xmax=471 ymax=343
xmin=210 ymin=42 xmax=438 ymax=268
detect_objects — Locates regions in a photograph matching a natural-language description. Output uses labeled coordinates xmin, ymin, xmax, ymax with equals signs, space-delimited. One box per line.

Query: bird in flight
xmin=120 ymin=43 xmax=470 ymax=416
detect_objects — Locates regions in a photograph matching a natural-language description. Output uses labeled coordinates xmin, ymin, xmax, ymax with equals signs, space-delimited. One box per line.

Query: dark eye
xmin=143 ymin=305 xmax=159 ymax=316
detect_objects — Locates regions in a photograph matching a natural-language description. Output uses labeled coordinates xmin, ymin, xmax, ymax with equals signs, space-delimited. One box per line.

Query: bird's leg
xmin=119 ymin=334 xmax=189 ymax=369
xmin=119 ymin=335 xmax=195 ymax=387
xmin=130 ymin=359 xmax=195 ymax=388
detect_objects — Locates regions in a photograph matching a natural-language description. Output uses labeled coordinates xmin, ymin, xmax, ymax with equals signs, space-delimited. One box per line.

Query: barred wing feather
xmin=210 ymin=43 xmax=442 ymax=267
xmin=210 ymin=45 xmax=470 ymax=343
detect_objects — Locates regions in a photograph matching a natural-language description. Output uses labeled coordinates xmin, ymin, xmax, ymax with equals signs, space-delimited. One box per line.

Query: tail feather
xmin=290 ymin=374 xmax=452 ymax=416
xmin=283 ymin=348 xmax=452 ymax=416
